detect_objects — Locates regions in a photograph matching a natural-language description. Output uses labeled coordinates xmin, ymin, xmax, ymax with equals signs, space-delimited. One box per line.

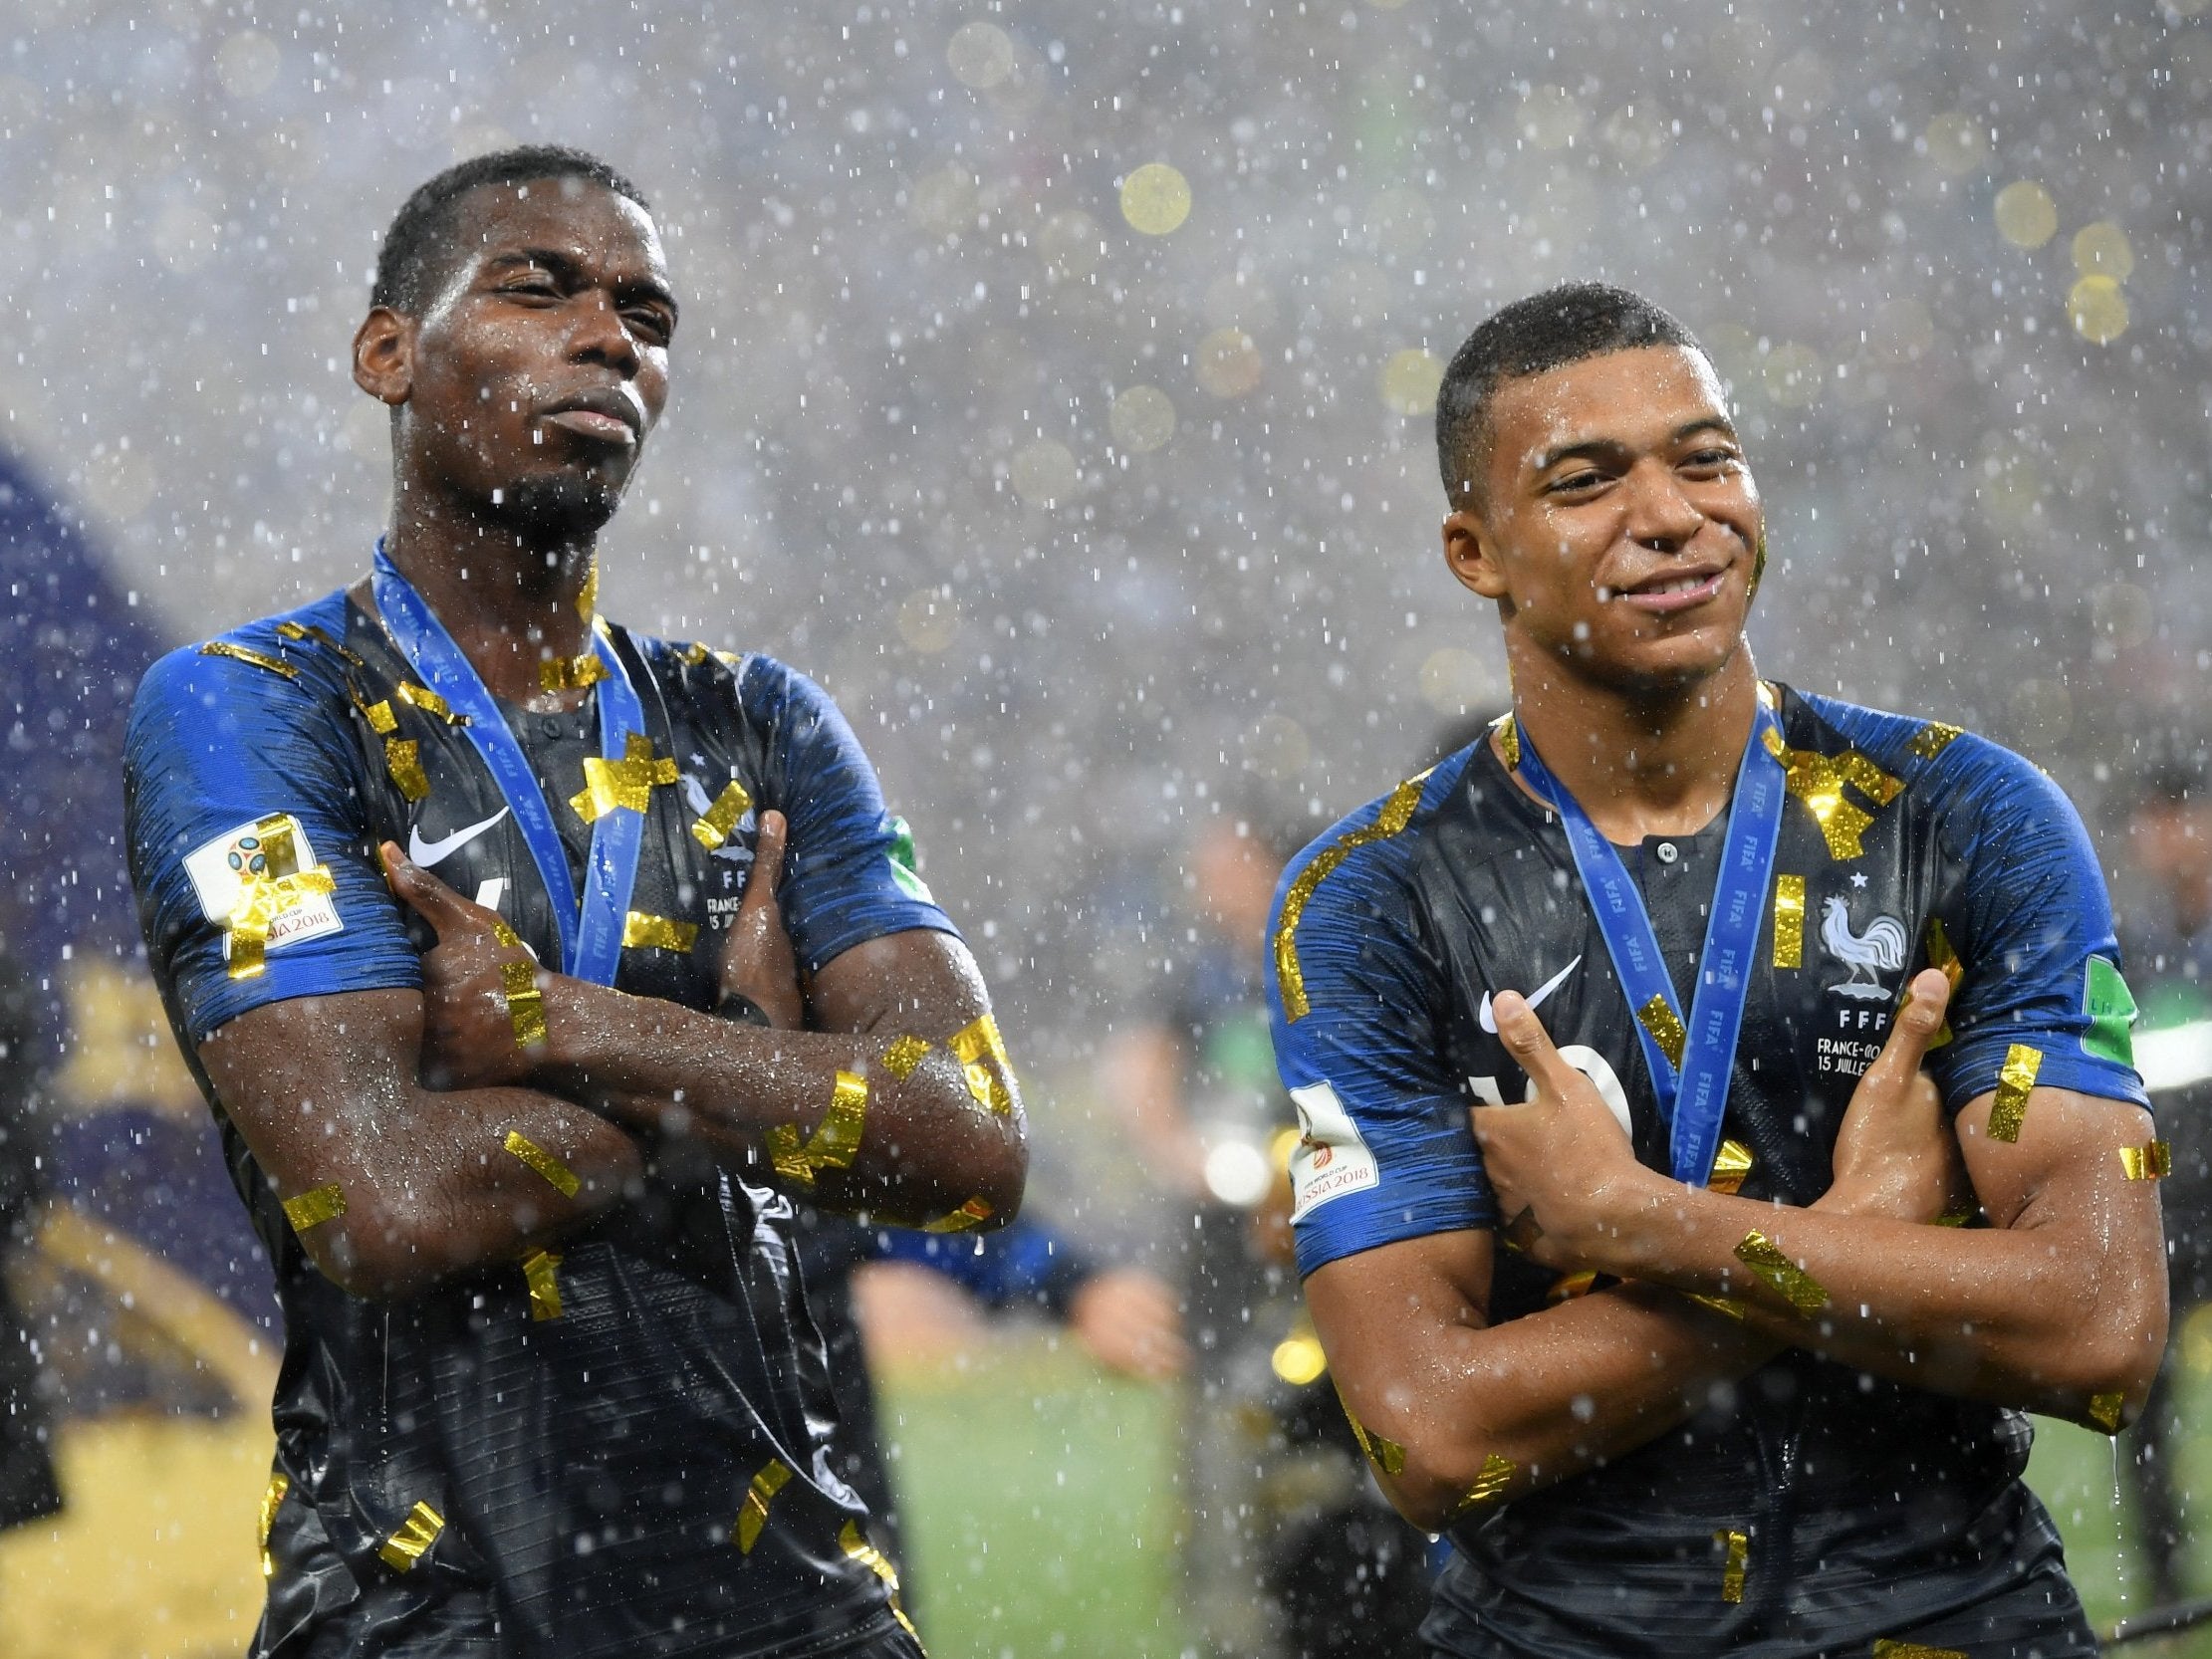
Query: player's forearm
xmin=1352 ymin=1284 xmax=1782 ymax=1531
xmin=1591 ymin=1184 xmax=2165 ymax=1421
xmin=280 ymin=1083 xmax=639 ymax=1301
xmin=531 ymin=978 xmax=1027 ymax=1227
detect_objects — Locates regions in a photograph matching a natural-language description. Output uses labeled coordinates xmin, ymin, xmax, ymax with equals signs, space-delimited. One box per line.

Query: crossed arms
xmin=198 ymin=813 xmax=1028 ymax=1302
xmin=1308 ymin=971 xmax=2168 ymax=1532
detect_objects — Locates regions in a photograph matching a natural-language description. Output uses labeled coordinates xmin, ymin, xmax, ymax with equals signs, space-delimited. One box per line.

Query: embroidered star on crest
xmin=570 ymin=732 xmax=679 ymax=824
xmin=1849 ymin=871 xmax=1869 ymax=888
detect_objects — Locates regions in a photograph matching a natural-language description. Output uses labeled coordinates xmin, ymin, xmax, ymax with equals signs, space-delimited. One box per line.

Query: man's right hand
xmin=1820 ymin=967 xmax=1968 ymax=1224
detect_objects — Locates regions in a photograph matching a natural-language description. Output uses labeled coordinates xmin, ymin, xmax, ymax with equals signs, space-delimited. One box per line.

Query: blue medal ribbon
xmin=370 ymin=544 xmax=646 ymax=986
xmin=1510 ymin=701 xmax=1787 ymax=1186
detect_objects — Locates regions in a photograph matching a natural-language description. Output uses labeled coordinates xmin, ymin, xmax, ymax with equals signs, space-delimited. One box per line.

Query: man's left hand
xmin=1469 ymin=988 xmax=1656 ymax=1273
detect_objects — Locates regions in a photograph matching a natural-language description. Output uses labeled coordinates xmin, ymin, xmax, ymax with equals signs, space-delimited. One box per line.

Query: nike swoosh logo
xmin=408 ymin=807 xmax=511 ymax=867
xmin=1478 ymin=954 xmax=1583 ymax=1035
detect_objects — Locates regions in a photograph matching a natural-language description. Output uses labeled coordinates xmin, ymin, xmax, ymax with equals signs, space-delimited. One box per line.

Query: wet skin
xmin=1301 ymin=343 xmax=2165 ymax=1531
xmin=197 ymin=179 xmax=1026 ymax=1302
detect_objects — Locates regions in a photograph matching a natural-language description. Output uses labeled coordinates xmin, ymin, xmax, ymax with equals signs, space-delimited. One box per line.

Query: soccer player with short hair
xmin=124 ymin=146 xmax=1024 ymax=1657
xmin=1268 ymin=283 xmax=2164 ymax=1657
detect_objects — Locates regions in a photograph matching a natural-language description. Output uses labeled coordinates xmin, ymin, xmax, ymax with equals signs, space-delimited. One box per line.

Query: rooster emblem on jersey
xmin=1820 ymin=897 xmax=1907 ymax=1000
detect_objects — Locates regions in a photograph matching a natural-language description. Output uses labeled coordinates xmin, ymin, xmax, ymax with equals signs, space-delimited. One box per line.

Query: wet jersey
xmin=1267 ymin=685 xmax=2144 ymax=1658
xmin=124 ymin=585 xmax=954 ymax=1659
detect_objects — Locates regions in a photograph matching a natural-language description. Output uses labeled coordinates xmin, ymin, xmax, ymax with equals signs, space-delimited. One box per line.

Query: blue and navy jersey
xmin=1267 ymin=684 xmax=2142 ymax=1652
xmin=124 ymin=584 xmax=953 ymax=1659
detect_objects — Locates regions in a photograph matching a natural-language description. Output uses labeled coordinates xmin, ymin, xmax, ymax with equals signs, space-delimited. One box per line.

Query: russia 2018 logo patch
xmin=183 ymin=814 xmax=344 ymax=960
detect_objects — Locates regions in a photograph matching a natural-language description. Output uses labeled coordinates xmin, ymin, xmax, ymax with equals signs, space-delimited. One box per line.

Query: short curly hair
xmin=370 ymin=145 xmax=651 ymax=314
xmin=1435 ymin=283 xmax=1702 ymax=510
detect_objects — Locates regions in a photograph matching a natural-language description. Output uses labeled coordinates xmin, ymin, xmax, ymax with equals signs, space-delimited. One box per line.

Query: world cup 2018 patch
xmin=182 ymin=814 xmax=343 ymax=962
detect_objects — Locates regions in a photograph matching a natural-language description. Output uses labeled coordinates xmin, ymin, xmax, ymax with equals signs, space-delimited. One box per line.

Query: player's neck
xmin=380 ymin=501 xmax=598 ymax=710
xmin=1507 ymin=646 xmax=1761 ymax=844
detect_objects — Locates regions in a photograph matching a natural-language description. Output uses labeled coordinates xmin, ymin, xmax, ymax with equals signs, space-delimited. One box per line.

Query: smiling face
xmin=1442 ymin=345 xmax=1762 ymax=697
xmin=357 ymin=176 xmax=677 ymax=543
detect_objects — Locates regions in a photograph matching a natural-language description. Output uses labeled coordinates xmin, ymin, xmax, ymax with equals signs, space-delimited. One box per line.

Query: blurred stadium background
xmin=0 ymin=0 xmax=2208 ymax=1651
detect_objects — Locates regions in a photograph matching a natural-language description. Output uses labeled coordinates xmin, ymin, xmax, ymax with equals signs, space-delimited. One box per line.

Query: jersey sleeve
xmin=1268 ymin=800 xmax=1490 ymax=1280
xmin=125 ymin=643 xmax=421 ymax=1046
xmin=873 ymin=1213 xmax=1095 ymax=1315
xmin=1924 ymin=737 xmax=2148 ymax=1114
xmin=741 ymin=657 xmax=959 ymax=975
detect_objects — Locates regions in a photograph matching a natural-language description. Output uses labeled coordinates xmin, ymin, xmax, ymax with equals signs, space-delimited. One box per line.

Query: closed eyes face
xmin=1445 ymin=345 xmax=1764 ymax=693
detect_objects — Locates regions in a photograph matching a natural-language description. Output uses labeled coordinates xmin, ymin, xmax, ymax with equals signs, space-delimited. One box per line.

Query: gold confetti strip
xmin=1335 ymin=1385 xmax=1406 ymax=1477
xmin=1493 ymin=712 xmax=1520 ymax=769
xmin=199 ymin=639 xmax=299 ymax=679
xmin=922 ymin=1197 xmax=996 ymax=1234
xmin=571 ymin=732 xmax=677 ymax=823
xmin=1987 ymin=1044 xmax=2042 ymax=1143
xmin=1837 ymin=751 xmax=1904 ymax=808
xmin=384 ymin=738 xmax=429 ymax=803
xmin=1734 ymin=1230 xmax=1828 ymax=1315
xmin=393 ymin=681 xmax=466 ymax=723
xmin=503 ymin=1129 xmax=581 ymax=1199
xmin=376 ymin=1501 xmax=444 ymax=1573
xmin=1547 ymin=1270 xmax=1598 ymax=1303
xmin=1686 ymin=1292 xmax=1748 ymax=1321
xmin=679 ymin=641 xmax=713 ymax=667
xmin=1772 ymin=875 xmax=1805 ymax=969
xmin=1906 ymin=721 xmax=1965 ymax=762
xmin=1453 ymin=1454 xmax=1516 ymax=1518
xmin=500 ymin=958 xmax=548 ymax=1049
xmin=947 ymin=1013 xmax=1017 ymax=1116
xmin=489 ymin=915 xmax=523 ymax=949
xmin=521 ymin=1249 xmax=563 ymax=1321
xmin=732 ymin=1458 xmax=792 ymax=1554
xmin=1276 ymin=770 xmax=1434 ymax=1021
xmin=1715 ymin=1529 xmax=1749 ymax=1604
xmin=1934 ymin=1206 xmax=1975 ymax=1228
xmin=281 ymin=1182 xmax=347 ymax=1232
xmin=257 ymin=1471 xmax=290 ymax=1579
xmin=1922 ymin=917 xmax=1963 ymax=1049
xmin=2118 ymin=1140 xmax=2172 ymax=1180
xmin=839 ymin=1521 xmax=922 ymax=1642
xmin=539 ymin=650 xmax=610 ymax=693
xmin=2088 ymin=1392 xmax=2125 ymax=1433
xmin=351 ymin=687 xmax=398 ymax=734
xmin=227 ymin=866 xmax=337 ymax=979
xmin=1872 ymin=1642 xmax=1966 ymax=1659
xmin=577 ymin=561 xmax=600 ymax=623
xmin=621 ymin=911 xmax=699 ymax=952
xmin=689 ymin=779 xmax=754 ymax=850
xmin=766 ymin=1071 xmax=870 ymax=1188
xmin=1709 ymin=1139 xmax=1755 ymax=1197
xmin=275 ymin=619 xmax=364 ymax=665
xmin=1762 ymin=728 xmax=1896 ymax=860
xmin=881 ymin=1035 xmax=931 ymax=1080
xmin=1637 ymin=995 xmax=1688 ymax=1070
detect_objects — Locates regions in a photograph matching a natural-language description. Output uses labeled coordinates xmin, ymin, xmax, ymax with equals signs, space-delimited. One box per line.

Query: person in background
xmin=2118 ymin=751 xmax=2212 ymax=1606
xmin=0 ymin=936 xmax=60 ymax=1540
xmin=708 ymin=732 xmax=1186 ymax=1611
xmin=1106 ymin=813 xmax=1431 ymax=1659
xmin=794 ymin=1204 xmax=1185 ymax=1601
